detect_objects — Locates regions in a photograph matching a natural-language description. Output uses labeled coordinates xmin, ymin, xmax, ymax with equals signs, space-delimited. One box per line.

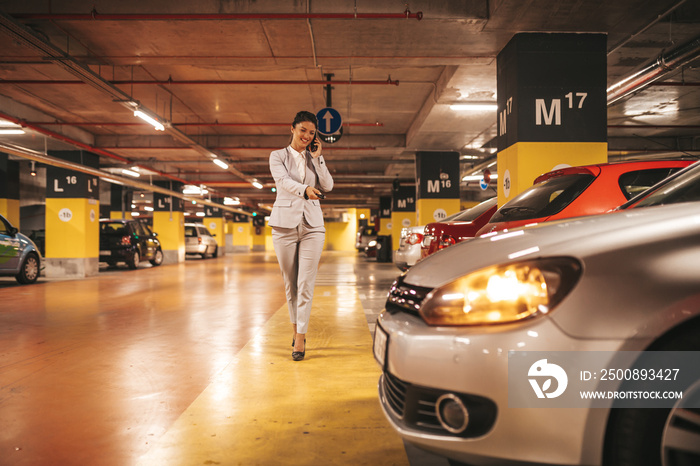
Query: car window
xmin=199 ymin=227 xmax=212 ymax=236
xmin=618 ymin=168 xmax=684 ymax=200
xmin=185 ymin=226 xmax=197 ymax=237
xmin=101 ymin=222 xmax=128 ymax=236
xmin=0 ymin=216 xmax=10 ymax=235
xmin=142 ymin=224 xmax=154 ymax=236
xmin=489 ymin=174 xmax=595 ymax=223
xmin=450 ymin=198 xmax=497 ymax=222
xmin=627 ymin=162 xmax=700 ymax=208
xmin=362 ymin=228 xmax=376 ymax=236
xmin=132 ymin=222 xmax=147 ymax=237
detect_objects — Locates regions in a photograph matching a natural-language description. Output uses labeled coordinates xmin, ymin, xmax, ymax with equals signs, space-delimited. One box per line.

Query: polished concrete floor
xmin=0 ymin=251 xmax=448 ymax=465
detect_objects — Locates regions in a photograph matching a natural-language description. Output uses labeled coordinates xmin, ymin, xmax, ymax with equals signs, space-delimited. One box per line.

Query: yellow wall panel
xmin=0 ymin=199 xmax=20 ymax=227
xmin=416 ymin=198 xmax=461 ymax=226
xmin=45 ymin=198 xmax=99 ymax=258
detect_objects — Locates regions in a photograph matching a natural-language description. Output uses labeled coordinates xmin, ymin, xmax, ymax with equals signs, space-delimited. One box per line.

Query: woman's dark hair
xmin=292 ymin=111 xmax=317 ymax=129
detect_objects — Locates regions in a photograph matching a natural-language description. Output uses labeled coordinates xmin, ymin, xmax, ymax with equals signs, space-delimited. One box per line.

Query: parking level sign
xmin=316 ymin=107 xmax=342 ymax=135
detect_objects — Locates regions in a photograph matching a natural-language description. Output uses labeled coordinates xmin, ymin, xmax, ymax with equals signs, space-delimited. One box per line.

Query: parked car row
xmin=375 ymin=160 xmax=700 ymax=465
xmin=392 ymin=159 xmax=694 ymax=271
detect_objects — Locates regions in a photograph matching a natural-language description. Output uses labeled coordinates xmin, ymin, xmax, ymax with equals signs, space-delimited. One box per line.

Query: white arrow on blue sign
xmin=316 ymin=107 xmax=342 ymax=135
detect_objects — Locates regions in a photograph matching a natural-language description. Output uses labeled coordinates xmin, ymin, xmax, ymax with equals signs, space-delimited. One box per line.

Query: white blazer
xmin=268 ymin=147 xmax=334 ymax=229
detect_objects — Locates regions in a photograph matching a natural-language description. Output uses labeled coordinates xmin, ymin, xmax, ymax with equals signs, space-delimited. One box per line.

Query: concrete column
xmin=496 ymin=33 xmax=607 ymax=205
xmin=152 ymin=181 xmax=185 ymax=264
xmin=203 ymin=199 xmax=225 ymax=257
xmin=0 ymin=154 xmax=20 ymax=226
xmin=231 ymin=213 xmax=251 ymax=253
xmin=378 ymin=196 xmax=392 ymax=236
xmin=415 ymin=151 xmax=461 ymax=225
xmin=44 ymin=150 xmax=100 ymax=278
xmin=109 ymin=184 xmax=133 ymax=220
xmin=391 ymin=185 xmax=416 ymax=250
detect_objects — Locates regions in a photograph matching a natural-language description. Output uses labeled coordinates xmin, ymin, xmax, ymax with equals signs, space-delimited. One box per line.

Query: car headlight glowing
xmin=419 ymin=258 xmax=581 ymax=326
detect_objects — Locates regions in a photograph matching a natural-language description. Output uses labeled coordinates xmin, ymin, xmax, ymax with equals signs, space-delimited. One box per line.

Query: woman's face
xmin=291 ymin=121 xmax=317 ymax=149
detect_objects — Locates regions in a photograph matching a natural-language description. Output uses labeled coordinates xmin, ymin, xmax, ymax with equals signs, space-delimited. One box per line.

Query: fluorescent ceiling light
xmin=450 ymin=103 xmax=498 ymax=112
xmin=213 ymin=158 xmax=229 ymax=169
xmin=122 ymin=169 xmax=141 ymax=178
xmin=144 ymin=206 xmax=154 ymax=212
xmin=183 ymin=185 xmax=208 ymax=195
xmin=462 ymin=174 xmax=498 ymax=181
xmin=224 ymin=197 xmax=240 ymax=205
xmin=195 ymin=212 xmax=205 ymax=217
xmin=0 ymin=129 xmax=26 ymax=135
xmin=131 ymin=212 xmax=140 ymax=217
xmin=252 ymin=181 xmax=263 ymax=189
xmin=134 ymin=110 xmax=165 ymax=131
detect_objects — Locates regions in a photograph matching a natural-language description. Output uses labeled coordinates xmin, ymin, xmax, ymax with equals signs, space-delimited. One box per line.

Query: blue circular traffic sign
xmin=316 ymin=107 xmax=342 ymax=135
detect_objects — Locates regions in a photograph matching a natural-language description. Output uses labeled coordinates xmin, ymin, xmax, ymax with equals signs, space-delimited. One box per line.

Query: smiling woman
xmin=268 ymin=110 xmax=334 ymax=361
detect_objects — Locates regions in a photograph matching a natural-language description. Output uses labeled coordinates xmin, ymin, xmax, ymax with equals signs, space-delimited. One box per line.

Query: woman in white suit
xmin=269 ymin=111 xmax=334 ymax=361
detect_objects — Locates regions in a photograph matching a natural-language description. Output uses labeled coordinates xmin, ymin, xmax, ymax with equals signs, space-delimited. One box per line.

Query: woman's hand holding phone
xmin=308 ymin=136 xmax=322 ymax=158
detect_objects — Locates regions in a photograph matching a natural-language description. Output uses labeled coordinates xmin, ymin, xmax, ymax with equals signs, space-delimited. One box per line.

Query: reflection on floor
xmin=0 ymin=251 xmax=448 ymax=465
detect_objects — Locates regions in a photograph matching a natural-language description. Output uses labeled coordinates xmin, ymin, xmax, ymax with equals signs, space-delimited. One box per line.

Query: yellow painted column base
xmin=153 ymin=211 xmax=185 ymax=264
xmin=497 ymin=142 xmax=608 ymax=206
xmin=416 ymin=198 xmax=461 ymax=226
xmin=0 ymin=198 xmax=20 ymax=227
xmin=391 ymin=212 xmax=416 ymax=251
xmin=44 ymin=198 xmax=100 ymax=278
xmin=203 ymin=217 xmax=226 ymax=256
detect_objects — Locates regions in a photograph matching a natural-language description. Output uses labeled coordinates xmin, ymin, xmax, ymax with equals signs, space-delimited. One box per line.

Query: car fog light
xmin=436 ymin=394 xmax=469 ymax=434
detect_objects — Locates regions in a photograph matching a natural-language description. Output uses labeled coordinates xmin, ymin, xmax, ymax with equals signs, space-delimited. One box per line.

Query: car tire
xmin=149 ymin=248 xmax=163 ymax=266
xmin=127 ymin=251 xmax=140 ymax=270
xmin=200 ymin=249 xmax=207 ymax=259
xmin=15 ymin=253 xmax=40 ymax=284
xmin=212 ymin=245 xmax=218 ymax=258
xmin=603 ymin=324 xmax=700 ymax=466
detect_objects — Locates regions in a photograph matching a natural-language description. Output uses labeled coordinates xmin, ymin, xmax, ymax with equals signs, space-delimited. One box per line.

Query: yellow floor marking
xmin=138 ymin=284 xmax=409 ymax=466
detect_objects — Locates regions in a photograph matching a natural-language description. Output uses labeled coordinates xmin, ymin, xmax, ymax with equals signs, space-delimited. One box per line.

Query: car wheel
xmin=604 ymin=325 xmax=700 ymax=466
xmin=150 ymin=248 xmax=163 ymax=266
xmin=15 ymin=253 xmax=40 ymax=284
xmin=127 ymin=251 xmax=140 ymax=270
xmin=212 ymin=245 xmax=218 ymax=258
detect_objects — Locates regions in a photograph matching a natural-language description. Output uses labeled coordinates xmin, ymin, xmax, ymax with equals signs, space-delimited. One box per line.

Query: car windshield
xmin=489 ymin=174 xmax=595 ymax=223
xmin=449 ymin=198 xmax=497 ymax=222
xmin=624 ymin=161 xmax=700 ymax=208
xmin=362 ymin=228 xmax=376 ymax=236
xmin=101 ymin=222 xmax=128 ymax=235
xmin=185 ymin=226 xmax=197 ymax=237
xmin=618 ymin=167 xmax=685 ymax=200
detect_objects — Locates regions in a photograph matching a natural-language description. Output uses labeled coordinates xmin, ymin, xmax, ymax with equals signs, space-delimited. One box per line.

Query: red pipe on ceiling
xmin=1 ymin=79 xmax=400 ymax=86
xmin=99 ymin=146 xmax=378 ymax=151
xmin=12 ymin=10 xmax=423 ymax=21
xmin=0 ymin=111 xmax=190 ymax=184
xmin=24 ymin=121 xmax=384 ymax=127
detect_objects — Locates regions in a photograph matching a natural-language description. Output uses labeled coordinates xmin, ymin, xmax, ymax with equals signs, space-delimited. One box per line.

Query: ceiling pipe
xmin=607 ymin=35 xmax=700 ymax=106
xmin=0 ymin=110 xmax=190 ymax=185
xmin=1 ymin=79 xmax=400 ymax=86
xmin=23 ymin=121 xmax=384 ymax=127
xmin=0 ymin=12 xmax=256 ymax=186
xmin=97 ymin=146 xmax=378 ymax=151
xmin=0 ymin=140 xmax=251 ymax=216
xmin=12 ymin=10 xmax=423 ymax=21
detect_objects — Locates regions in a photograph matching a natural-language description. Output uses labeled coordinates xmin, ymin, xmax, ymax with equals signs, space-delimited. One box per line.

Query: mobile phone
xmin=317 ymin=192 xmax=325 ymax=199
xmin=308 ymin=135 xmax=318 ymax=152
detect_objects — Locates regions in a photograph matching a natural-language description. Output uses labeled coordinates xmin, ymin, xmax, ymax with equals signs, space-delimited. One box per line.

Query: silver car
xmin=0 ymin=214 xmax=41 ymax=284
xmin=184 ymin=223 xmax=218 ymax=258
xmin=374 ymin=163 xmax=700 ymax=465
xmin=393 ymin=225 xmax=425 ymax=271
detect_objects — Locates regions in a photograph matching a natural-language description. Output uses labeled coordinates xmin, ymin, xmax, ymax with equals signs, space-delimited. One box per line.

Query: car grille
xmin=381 ymin=371 xmax=498 ymax=438
xmin=385 ymin=276 xmax=433 ymax=317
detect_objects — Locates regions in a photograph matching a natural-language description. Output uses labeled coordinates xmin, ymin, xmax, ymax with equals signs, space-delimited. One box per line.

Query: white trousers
xmin=271 ymin=218 xmax=325 ymax=334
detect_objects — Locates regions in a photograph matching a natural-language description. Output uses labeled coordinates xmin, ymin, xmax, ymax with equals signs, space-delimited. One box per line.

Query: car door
xmin=132 ymin=222 xmax=154 ymax=260
xmin=0 ymin=215 xmax=21 ymax=272
xmin=141 ymin=223 xmax=158 ymax=259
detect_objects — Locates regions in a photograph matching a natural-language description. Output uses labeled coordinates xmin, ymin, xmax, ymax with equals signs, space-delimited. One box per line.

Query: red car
xmin=476 ymin=160 xmax=693 ymax=236
xmin=421 ymin=197 xmax=497 ymax=258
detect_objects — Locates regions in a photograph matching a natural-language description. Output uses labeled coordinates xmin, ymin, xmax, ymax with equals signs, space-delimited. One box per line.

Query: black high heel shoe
xmin=292 ymin=339 xmax=306 ymax=361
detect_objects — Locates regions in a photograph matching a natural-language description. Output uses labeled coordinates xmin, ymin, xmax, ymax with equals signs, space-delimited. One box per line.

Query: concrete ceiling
xmin=0 ymin=0 xmax=699 ymax=215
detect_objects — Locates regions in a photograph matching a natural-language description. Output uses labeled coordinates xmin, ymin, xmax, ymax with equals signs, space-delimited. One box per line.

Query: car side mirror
xmin=8 ymin=226 xmax=18 ymax=236
xmin=152 ymin=232 xmax=158 ymax=237
xmin=212 ymin=234 xmax=216 ymax=237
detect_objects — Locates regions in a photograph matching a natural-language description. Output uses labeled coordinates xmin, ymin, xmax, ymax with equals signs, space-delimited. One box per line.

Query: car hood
xmin=404 ymin=202 xmax=700 ymax=289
